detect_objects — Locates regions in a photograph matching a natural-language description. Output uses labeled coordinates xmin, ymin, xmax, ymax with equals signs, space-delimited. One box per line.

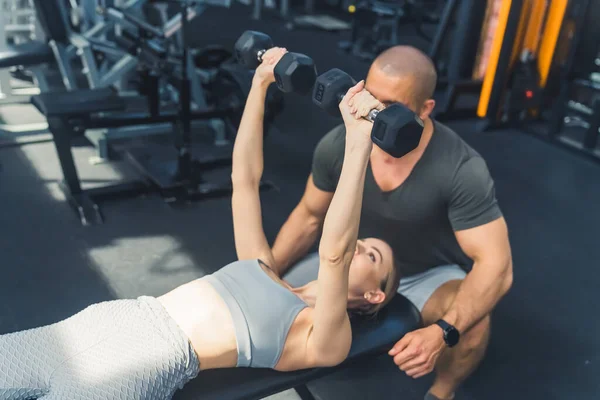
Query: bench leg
xmin=47 ymin=117 xmax=102 ymax=226
xmin=48 ymin=117 xmax=82 ymax=194
xmin=294 ymin=384 xmax=316 ymax=400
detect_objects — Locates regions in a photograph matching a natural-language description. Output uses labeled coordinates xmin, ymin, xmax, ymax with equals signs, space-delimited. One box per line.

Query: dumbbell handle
xmin=365 ymin=109 xmax=380 ymax=122
xmin=256 ymin=49 xmax=268 ymax=64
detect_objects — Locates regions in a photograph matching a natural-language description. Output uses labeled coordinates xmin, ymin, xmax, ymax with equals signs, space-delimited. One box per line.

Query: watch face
xmin=445 ymin=328 xmax=460 ymax=347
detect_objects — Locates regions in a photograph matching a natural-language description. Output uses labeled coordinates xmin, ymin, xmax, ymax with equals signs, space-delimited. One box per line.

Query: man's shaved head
xmin=366 ymin=46 xmax=437 ymax=111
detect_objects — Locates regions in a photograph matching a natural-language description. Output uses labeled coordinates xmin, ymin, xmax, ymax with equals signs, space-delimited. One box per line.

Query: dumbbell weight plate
xmin=234 ymin=31 xmax=274 ymax=69
xmin=371 ymin=103 xmax=424 ymax=158
xmin=273 ymin=52 xmax=318 ymax=94
xmin=312 ymin=68 xmax=356 ymax=115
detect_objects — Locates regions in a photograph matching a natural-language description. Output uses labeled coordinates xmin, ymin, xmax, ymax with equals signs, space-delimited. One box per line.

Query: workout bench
xmin=175 ymin=253 xmax=422 ymax=400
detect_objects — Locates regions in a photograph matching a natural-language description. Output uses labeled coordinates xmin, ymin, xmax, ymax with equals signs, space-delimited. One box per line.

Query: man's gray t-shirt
xmin=311 ymin=121 xmax=503 ymax=277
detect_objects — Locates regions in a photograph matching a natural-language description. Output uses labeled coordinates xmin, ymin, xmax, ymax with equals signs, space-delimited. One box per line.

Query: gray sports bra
xmin=202 ymin=259 xmax=308 ymax=368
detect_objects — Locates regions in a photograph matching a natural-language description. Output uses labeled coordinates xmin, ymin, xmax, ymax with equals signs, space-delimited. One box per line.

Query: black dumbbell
xmin=234 ymin=30 xmax=317 ymax=95
xmin=312 ymin=68 xmax=424 ymax=158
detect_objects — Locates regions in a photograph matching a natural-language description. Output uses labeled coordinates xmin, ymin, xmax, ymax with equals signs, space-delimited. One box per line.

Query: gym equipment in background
xmin=89 ymin=0 xmax=232 ymax=160
xmin=428 ymin=0 xmax=489 ymax=121
xmin=338 ymin=1 xmax=408 ymax=61
xmin=542 ymin=0 xmax=599 ymax=161
xmin=29 ymin=25 xmax=311 ymax=226
xmin=0 ymin=0 xmax=46 ymax=105
xmin=0 ymin=0 xmax=54 ymax=140
xmin=2 ymin=0 xmax=235 ymax=158
xmin=475 ymin=0 xmax=597 ymax=162
xmin=338 ymin=0 xmax=444 ymax=61
xmin=242 ymin=0 xmax=314 ymax=22
xmin=548 ymin=78 xmax=600 ymax=159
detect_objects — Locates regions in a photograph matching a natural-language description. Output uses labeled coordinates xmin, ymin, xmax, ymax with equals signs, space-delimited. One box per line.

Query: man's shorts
xmin=398 ymin=264 xmax=466 ymax=312
xmin=284 ymin=253 xmax=466 ymax=314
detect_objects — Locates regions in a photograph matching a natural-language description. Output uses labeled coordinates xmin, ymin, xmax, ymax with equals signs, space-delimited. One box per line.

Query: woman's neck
xmin=290 ymin=281 xmax=366 ymax=310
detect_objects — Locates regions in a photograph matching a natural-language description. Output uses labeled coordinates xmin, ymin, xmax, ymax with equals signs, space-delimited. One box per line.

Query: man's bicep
xmin=448 ymin=157 xmax=503 ymax=232
xmin=301 ymin=175 xmax=335 ymax=220
xmin=455 ymin=217 xmax=511 ymax=264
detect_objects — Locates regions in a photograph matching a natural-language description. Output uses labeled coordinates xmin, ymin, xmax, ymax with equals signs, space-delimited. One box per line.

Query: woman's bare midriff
xmin=157 ymin=279 xmax=239 ymax=370
xmin=157 ymin=266 xmax=316 ymax=372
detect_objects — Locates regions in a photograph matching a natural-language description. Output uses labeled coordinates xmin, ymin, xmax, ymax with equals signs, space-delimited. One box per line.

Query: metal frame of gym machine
xmin=30 ymin=0 xmax=275 ymax=226
xmin=0 ymin=0 xmax=231 ymax=154
xmin=537 ymin=0 xmax=598 ymax=162
xmin=475 ymin=0 xmax=597 ymax=162
xmin=472 ymin=0 xmax=526 ymax=129
xmin=87 ymin=0 xmax=232 ymax=161
xmin=0 ymin=0 xmax=47 ymax=105
xmin=428 ymin=0 xmax=489 ymax=121
xmin=33 ymin=0 xmax=231 ymax=161
xmin=0 ymin=0 xmax=52 ymax=139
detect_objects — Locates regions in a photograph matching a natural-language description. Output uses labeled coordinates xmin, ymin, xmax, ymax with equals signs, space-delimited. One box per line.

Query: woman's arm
xmin=306 ymin=81 xmax=374 ymax=367
xmin=231 ymin=48 xmax=286 ymax=269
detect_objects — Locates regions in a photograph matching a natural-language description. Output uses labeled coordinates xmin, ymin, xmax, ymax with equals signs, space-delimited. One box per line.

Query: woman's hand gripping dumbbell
xmin=234 ymin=30 xmax=317 ymax=94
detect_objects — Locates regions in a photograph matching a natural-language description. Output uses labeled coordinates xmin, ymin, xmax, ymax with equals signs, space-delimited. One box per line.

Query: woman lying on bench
xmin=0 ymin=48 xmax=399 ymax=400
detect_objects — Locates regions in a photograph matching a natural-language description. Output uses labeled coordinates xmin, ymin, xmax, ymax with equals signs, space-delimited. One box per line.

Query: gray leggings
xmin=0 ymin=296 xmax=200 ymax=400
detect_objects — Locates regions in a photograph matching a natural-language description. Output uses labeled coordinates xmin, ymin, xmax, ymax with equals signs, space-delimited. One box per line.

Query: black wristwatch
xmin=435 ymin=319 xmax=460 ymax=348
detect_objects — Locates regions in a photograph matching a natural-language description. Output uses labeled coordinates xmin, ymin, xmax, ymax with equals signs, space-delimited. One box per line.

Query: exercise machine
xmin=475 ymin=0 xmax=597 ymax=161
xmin=0 ymin=0 xmax=193 ymax=146
xmin=428 ymin=0 xmax=489 ymax=121
xmin=338 ymin=0 xmax=444 ymax=61
xmin=0 ymin=0 xmax=55 ymax=141
xmin=88 ymin=0 xmax=232 ymax=160
xmin=20 ymin=0 xmax=236 ymax=159
xmin=29 ymin=28 xmax=304 ymax=226
xmin=0 ymin=0 xmax=46 ymax=105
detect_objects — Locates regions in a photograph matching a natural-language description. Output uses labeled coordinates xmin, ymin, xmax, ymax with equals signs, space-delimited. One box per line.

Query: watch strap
xmin=435 ymin=319 xmax=452 ymax=331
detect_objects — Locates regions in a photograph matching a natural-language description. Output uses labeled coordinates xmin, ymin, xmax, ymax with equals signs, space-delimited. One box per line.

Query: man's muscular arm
xmin=272 ymin=127 xmax=344 ymax=276
xmin=442 ymin=157 xmax=513 ymax=332
xmin=389 ymin=156 xmax=511 ymax=378
xmin=271 ymin=175 xmax=333 ymax=276
xmin=442 ymin=217 xmax=513 ymax=332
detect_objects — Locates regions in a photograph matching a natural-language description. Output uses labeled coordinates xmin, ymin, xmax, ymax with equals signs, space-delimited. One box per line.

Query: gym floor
xmin=1 ymin=3 xmax=598 ymax=400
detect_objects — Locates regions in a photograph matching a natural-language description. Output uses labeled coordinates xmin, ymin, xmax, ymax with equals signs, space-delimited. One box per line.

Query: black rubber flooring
xmin=0 ymin=3 xmax=598 ymax=400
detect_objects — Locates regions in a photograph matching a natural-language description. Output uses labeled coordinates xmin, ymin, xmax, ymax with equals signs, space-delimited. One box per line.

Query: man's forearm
xmin=272 ymin=208 xmax=322 ymax=275
xmin=442 ymin=258 xmax=513 ymax=333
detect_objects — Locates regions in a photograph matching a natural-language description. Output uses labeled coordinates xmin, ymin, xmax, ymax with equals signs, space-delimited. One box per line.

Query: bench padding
xmin=31 ymin=88 xmax=127 ymax=117
xmin=0 ymin=41 xmax=53 ymax=69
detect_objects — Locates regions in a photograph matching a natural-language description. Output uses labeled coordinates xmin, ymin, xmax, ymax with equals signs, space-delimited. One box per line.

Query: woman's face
xmin=347 ymin=238 xmax=394 ymax=300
